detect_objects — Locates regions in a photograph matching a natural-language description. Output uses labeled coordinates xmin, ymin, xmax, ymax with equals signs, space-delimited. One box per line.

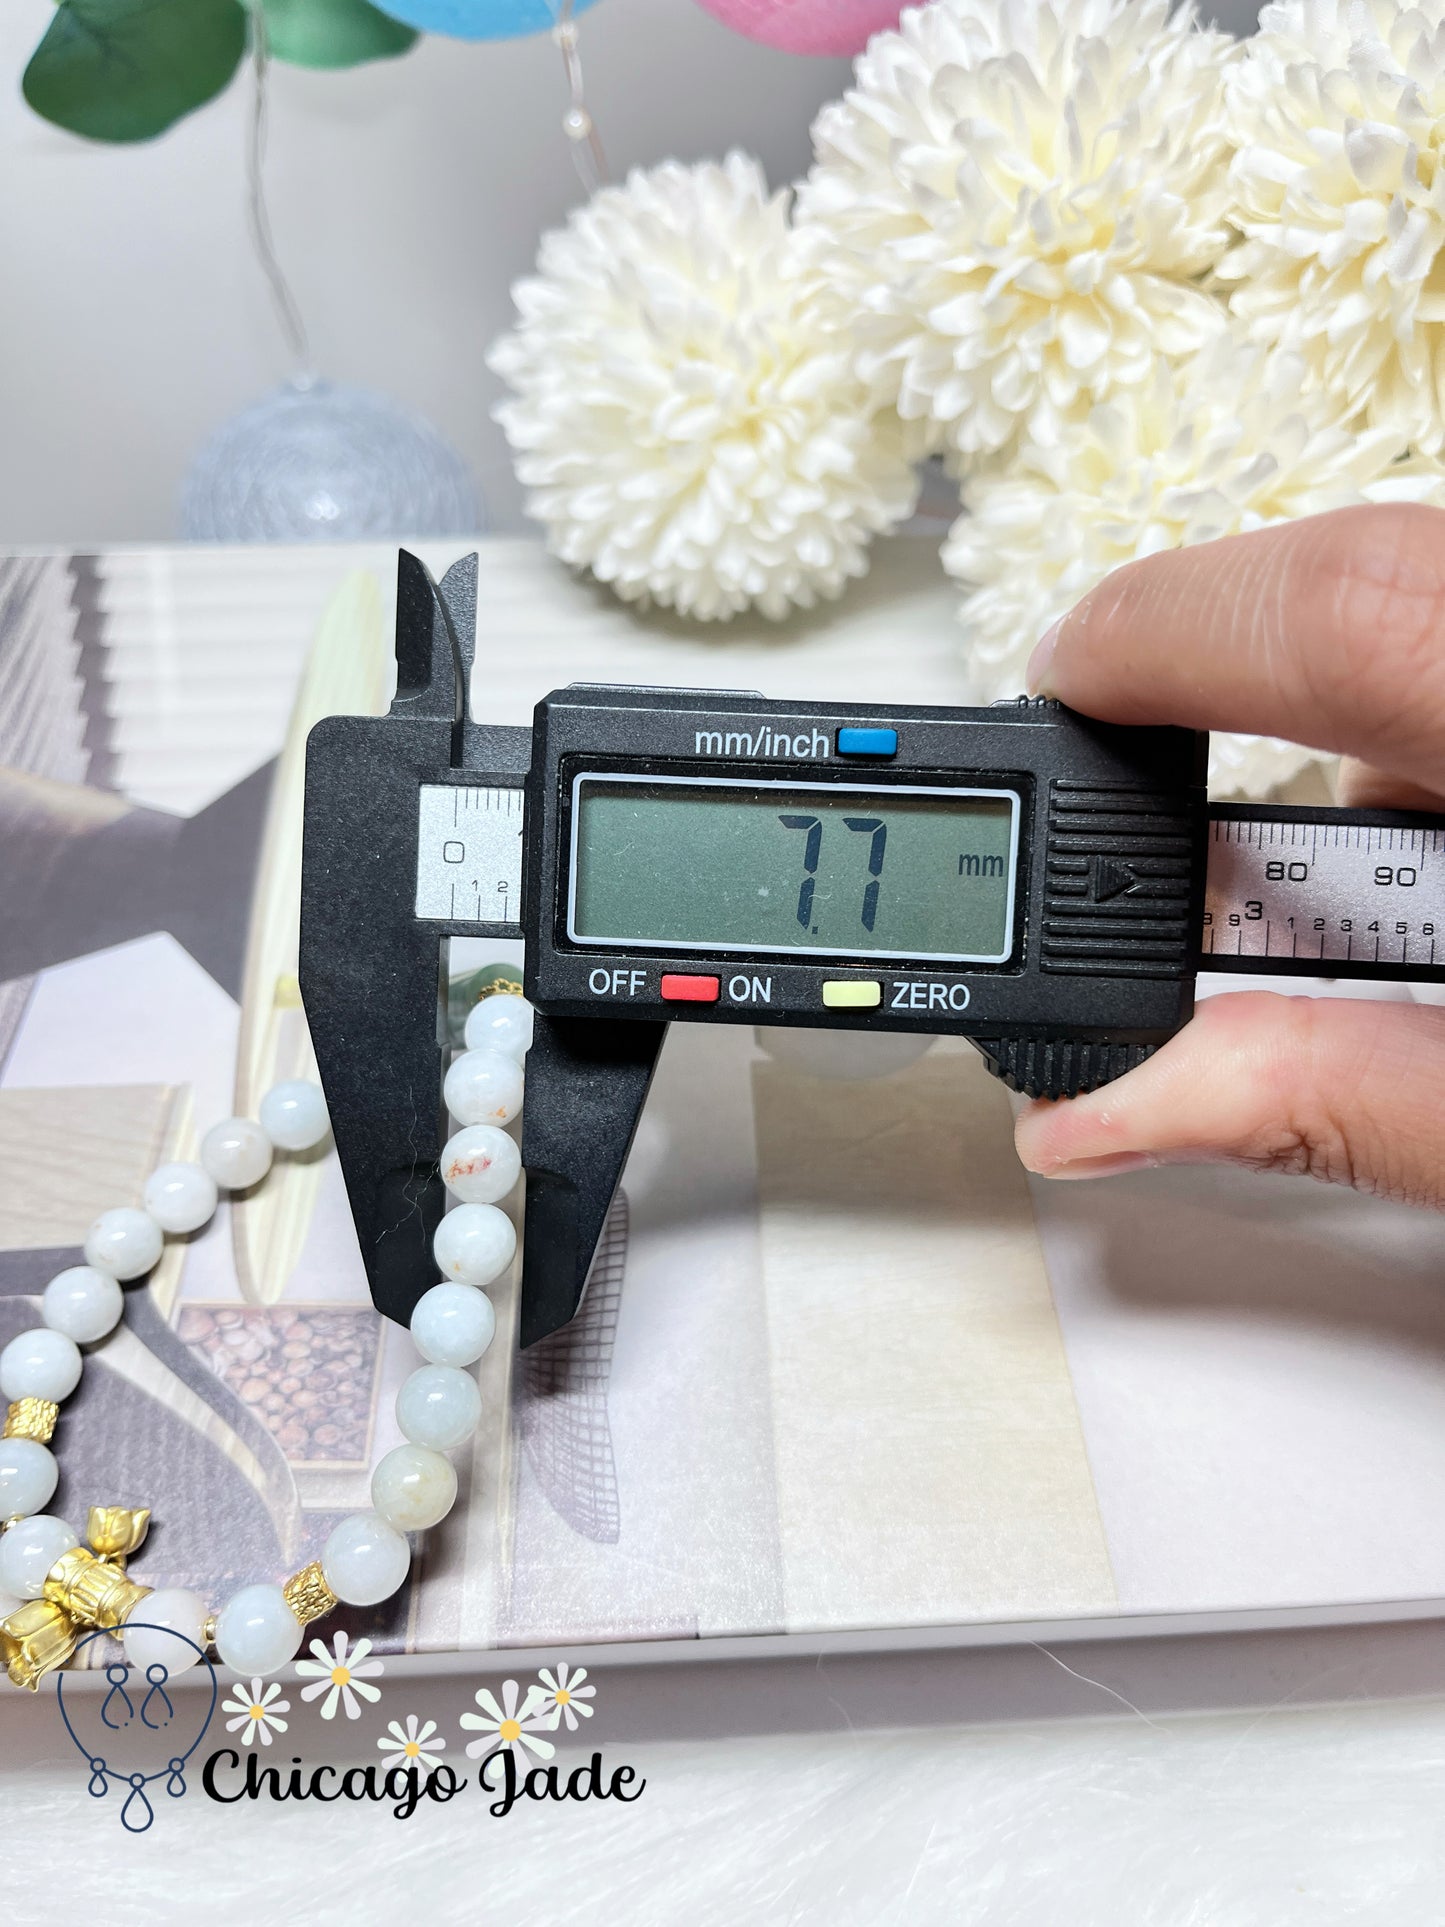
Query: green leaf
xmin=23 ymin=0 xmax=249 ymax=143
xmin=263 ymin=0 xmax=419 ymax=67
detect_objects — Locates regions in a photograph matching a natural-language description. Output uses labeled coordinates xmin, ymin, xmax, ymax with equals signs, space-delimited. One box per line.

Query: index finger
xmin=1026 ymin=504 xmax=1445 ymax=795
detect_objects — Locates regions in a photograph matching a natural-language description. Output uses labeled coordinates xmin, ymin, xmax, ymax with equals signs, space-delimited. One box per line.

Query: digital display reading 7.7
xmin=567 ymin=775 xmax=1020 ymax=963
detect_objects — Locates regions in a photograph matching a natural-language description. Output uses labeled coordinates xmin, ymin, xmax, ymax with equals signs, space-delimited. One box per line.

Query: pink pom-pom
xmin=693 ymin=0 xmax=904 ymax=58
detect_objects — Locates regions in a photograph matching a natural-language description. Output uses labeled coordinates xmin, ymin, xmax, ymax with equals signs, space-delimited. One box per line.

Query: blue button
xmin=836 ymin=726 xmax=898 ymax=758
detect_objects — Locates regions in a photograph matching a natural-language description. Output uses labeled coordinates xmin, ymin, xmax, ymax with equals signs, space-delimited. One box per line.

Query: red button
xmin=660 ymin=973 xmax=720 ymax=1003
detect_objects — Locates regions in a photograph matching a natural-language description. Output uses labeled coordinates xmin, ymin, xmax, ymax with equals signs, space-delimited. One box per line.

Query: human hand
xmin=1014 ymin=502 xmax=1445 ymax=1207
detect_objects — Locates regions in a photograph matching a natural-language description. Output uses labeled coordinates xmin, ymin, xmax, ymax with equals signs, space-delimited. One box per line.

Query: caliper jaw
xmin=301 ymin=551 xmax=528 ymax=1331
xmin=518 ymin=1015 xmax=665 ymax=1349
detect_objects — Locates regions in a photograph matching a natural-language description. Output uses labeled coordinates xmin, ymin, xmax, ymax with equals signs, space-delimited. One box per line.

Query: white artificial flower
xmin=797 ymin=0 xmax=1237 ymax=461
xmin=294 ymin=1630 xmax=384 ymax=1721
xmin=488 ymin=153 xmax=918 ymax=623
xmin=221 ymin=1678 xmax=289 ymax=1748
xmin=535 ymin=1662 xmax=596 ymax=1731
xmin=942 ymin=337 xmax=1445 ymax=794
xmin=1223 ymin=0 xmax=1445 ymax=455
xmin=377 ymin=1714 xmax=447 ymax=1772
xmin=459 ymin=1678 xmax=555 ymax=1761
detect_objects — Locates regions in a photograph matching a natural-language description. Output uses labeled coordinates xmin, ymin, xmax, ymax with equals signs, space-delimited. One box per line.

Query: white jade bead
xmin=444 ymin=1048 xmax=524 ymax=1128
xmin=440 ymin=1124 xmax=521 ymax=1206
xmin=143 ymin=1161 xmax=218 ymax=1235
xmin=200 ymin=1117 xmax=273 ymax=1191
xmin=371 ymin=1443 xmax=457 ymax=1532
xmin=464 ymin=995 xmax=534 ymax=1062
xmin=0 ymin=1439 xmax=58 ymax=1517
xmin=433 ymin=1203 xmax=516 ymax=1289
xmin=122 ymin=1586 xmax=211 ymax=1678
xmin=42 ymin=1266 xmax=124 ymax=1344
xmin=213 ymin=1582 xmax=301 ymax=1676
xmin=397 ymin=1365 xmax=481 ymax=1452
xmin=321 ymin=1511 xmax=411 ymax=1607
xmin=84 ymin=1207 xmax=163 ymax=1281
xmin=0 ymin=1587 xmax=23 ymax=1622
xmin=0 ymin=1513 xmax=79 ymax=1599
xmin=410 ymin=1283 xmax=496 ymax=1368
xmin=0 ymin=1327 xmax=82 ymax=1403
xmin=258 ymin=1079 xmax=330 ymax=1152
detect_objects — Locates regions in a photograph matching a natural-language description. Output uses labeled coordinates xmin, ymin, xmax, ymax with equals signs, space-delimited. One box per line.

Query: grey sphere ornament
xmin=179 ymin=379 xmax=483 ymax=542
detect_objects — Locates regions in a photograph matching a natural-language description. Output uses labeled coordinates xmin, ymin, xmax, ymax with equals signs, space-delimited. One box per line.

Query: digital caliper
xmin=299 ymin=554 xmax=1445 ymax=1349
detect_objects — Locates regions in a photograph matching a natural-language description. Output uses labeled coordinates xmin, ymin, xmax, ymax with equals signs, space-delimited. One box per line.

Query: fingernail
xmin=1031 ymin=1145 xmax=1236 ymax=1181
xmin=1034 ymin=1151 xmax=1160 ymax=1181
xmin=1026 ymin=620 xmax=1062 ymax=696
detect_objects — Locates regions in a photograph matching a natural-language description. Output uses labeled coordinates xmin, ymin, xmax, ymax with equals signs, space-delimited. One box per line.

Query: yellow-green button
xmin=821 ymin=979 xmax=882 ymax=1009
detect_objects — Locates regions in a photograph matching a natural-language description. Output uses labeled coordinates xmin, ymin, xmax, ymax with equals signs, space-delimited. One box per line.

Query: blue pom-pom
xmin=179 ymin=381 xmax=483 ymax=542
xmin=371 ymin=0 xmax=601 ymax=40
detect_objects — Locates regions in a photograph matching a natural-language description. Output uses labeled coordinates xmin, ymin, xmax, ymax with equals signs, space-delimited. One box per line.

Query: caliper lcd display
xmin=567 ymin=773 xmax=1021 ymax=963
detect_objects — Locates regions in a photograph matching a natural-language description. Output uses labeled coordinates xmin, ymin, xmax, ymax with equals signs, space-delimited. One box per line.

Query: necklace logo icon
xmin=0 ymin=1505 xmax=156 ymax=1691
xmin=56 ymin=1623 xmax=218 ymax=1833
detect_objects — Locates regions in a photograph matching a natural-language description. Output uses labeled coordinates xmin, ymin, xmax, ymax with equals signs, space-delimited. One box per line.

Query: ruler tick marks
xmin=415 ymin=783 xmax=525 ymax=924
xmin=1205 ymin=806 xmax=1445 ymax=979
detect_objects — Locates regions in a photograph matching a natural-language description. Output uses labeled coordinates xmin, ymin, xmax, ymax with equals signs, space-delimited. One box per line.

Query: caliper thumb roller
xmin=300 ymin=553 xmax=1445 ymax=1348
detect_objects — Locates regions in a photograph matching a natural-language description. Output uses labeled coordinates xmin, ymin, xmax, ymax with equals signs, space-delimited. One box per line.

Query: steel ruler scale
xmin=413 ymin=783 xmax=524 ymax=925
xmin=1204 ymin=805 xmax=1445 ymax=977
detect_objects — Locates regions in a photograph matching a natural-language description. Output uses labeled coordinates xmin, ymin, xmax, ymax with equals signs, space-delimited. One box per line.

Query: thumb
xmin=1014 ymin=992 xmax=1445 ymax=1208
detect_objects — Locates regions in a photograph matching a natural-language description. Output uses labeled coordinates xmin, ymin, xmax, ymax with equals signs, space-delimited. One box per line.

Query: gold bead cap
xmin=0 ymin=1599 xmax=77 ymax=1691
xmin=44 ymin=1547 xmax=151 ymax=1631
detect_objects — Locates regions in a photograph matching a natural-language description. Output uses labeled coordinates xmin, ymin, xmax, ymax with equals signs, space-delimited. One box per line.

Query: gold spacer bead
xmin=282 ymin=1561 xmax=338 ymax=1627
xmin=477 ymin=977 xmax=524 ymax=999
xmin=201 ymin=1613 xmax=217 ymax=1649
xmin=4 ymin=1398 xmax=58 ymax=1444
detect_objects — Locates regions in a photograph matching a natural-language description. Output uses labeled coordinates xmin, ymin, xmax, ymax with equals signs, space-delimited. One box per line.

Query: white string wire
xmin=245 ymin=11 xmax=315 ymax=386
xmin=550 ymin=0 xmax=609 ymax=193
xmin=242 ymin=4 xmax=605 ymax=381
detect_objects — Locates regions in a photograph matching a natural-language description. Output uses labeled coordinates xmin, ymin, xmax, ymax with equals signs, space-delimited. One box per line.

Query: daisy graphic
xmin=377 ymin=1715 xmax=447 ymax=1772
xmin=535 ymin=1662 xmax=596 ymax=1732
xmin=221 ymin=1678 xmax=290 ymax=1747
xmin=294 ymin=1630 xmax=384 ymax=1720
xmin=459 ymin=1678 xmax=555 ymax=1761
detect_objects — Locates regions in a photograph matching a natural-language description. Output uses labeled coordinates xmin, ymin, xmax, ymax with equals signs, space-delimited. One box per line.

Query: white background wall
xmin=0 ymin=0 xmax=1262 ymax=545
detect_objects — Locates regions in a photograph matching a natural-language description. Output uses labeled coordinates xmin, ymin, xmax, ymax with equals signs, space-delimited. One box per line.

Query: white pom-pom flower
xmin=797 ymin=0 xmax=1237 ymax=462
xmin=942 ymin=338 xmax=1445 ymax=794
xmin=488 ymin=154 xmax=918 ymax=622
xmin=1223 ymin=0 xmax=1445 ymax=455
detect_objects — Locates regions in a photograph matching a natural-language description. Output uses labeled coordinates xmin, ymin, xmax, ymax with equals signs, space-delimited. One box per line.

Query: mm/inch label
xmin=1204 ymin=815 xmax=1445 ymax=972
xmin=415 ymin=784 xmax=524 ymax=924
